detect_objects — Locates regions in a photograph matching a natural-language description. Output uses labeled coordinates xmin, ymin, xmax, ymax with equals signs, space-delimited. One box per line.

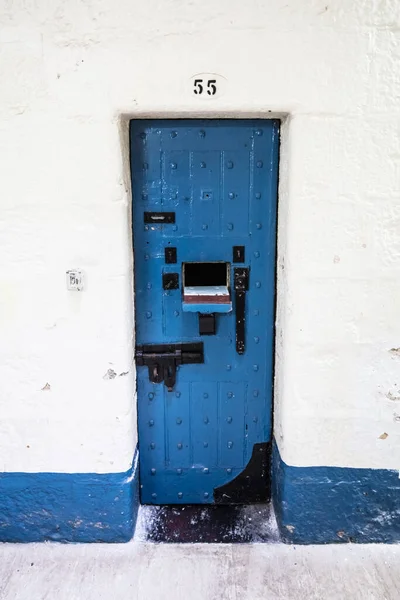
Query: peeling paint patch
xmin=386 ymin=391 xmax=400 ymax=401
xmin=41 ymin=383 xmax=51 ymax=391
xmin=103 ymin=369 xmax=117 ymax=380
xmin=379 ymin=432 xmax=389 ymax=440
xmin=337 ymin=530 xmax=346 ymax=539
xmin=389 ymin=348 xmax=400 ymax=357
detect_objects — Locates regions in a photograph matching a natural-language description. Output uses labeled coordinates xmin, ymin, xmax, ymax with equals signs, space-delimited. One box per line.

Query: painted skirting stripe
xmin=272 ymin=441 xmax=400 ymax=544
xmin=0 ymin=450 xmax=139 ymax=543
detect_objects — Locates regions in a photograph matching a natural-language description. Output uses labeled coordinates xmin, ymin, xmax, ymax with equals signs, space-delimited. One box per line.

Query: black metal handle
xmin=234 ymin=268 xmax=249 ymax=355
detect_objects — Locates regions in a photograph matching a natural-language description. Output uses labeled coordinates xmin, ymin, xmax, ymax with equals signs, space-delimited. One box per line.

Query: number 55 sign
xmin=190 ymin=73 xmax=227 ymax=99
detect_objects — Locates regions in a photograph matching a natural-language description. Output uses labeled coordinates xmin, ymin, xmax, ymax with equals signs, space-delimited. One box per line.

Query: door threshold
xmin=134 ymin=502 xmax=280 ymax=544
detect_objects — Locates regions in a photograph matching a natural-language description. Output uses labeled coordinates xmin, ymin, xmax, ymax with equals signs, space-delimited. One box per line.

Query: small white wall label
xmin=66 ymin=269 xmax=84 ymax=291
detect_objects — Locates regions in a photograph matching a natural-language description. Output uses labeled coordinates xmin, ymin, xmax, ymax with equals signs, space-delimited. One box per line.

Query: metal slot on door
xmin=182 ymin=261 xmax=232 ymax=336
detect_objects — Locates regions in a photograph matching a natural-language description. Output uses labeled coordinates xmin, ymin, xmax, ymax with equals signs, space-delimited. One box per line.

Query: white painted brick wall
xmin=0 ymin=0 xmax=399 ymax=472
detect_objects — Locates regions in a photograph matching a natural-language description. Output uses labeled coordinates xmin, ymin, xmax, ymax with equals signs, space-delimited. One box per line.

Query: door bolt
xmin=255 ymin=192 xmax=261 ymax=199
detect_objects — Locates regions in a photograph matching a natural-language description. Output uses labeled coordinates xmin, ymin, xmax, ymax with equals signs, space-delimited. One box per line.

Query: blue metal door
xmin=130 ymin=119 xmax=279 ymax=504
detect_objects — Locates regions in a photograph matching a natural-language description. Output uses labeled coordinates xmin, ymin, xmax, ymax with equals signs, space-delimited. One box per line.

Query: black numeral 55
xmin=194 ymin=79 xmax=217 ymax=95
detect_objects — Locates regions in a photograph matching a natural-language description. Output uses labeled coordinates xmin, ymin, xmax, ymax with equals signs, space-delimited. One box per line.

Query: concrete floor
xmin=0 ymin=538 xmax=399 ymax=600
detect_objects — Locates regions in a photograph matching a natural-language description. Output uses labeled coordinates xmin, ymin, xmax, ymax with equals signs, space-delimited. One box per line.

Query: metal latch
xmin=234 ymin=267 xmax=249 ymax=355
xmin=135 ymin=342 xmax=204 ymax=391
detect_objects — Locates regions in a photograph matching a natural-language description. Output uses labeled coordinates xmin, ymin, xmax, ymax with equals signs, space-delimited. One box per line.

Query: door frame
xmin=120 ymin=111 xmax=289 ymax=484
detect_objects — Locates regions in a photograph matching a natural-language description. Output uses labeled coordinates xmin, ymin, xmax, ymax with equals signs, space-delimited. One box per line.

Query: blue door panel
xmin=191 ymin=382 xmax=219 ymax=467
xmin=130 ymin=119 xmax=279 ymax=504
xmin=191 ymin=151 xmax=221 ymax=237
xmin=218 ymin=382 xmax=246 ymax=468
xmin=165 ymin=383 xmax=191 ymax=468
xmin=221 ymin=150 xmax=250 ymax=237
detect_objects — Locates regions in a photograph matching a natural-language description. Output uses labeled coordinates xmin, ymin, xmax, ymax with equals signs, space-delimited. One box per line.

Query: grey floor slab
xmin=0 ymin=539 xmax=399 ymax=600
xmin=0 ymin=508 xmax=399 ymax=600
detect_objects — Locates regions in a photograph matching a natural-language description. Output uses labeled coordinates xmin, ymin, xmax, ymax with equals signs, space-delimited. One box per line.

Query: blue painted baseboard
xmin=272 ymin=441 xmax=400 ymax=544
xmin=0 ymin=450 xmax=139 ymax=543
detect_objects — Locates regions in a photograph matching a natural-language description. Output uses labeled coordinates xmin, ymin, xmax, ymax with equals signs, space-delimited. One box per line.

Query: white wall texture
xmin=0 ymin=0 xmax=399 ymax=473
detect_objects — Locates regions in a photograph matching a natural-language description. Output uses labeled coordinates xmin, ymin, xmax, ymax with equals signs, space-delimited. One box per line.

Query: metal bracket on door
xmin=213 ymin=442 xmax=271 ymax=504
xmin=135 ymin=342 xmax=204 ymax=391
xmin=234 ymin=267 xmax=249 ymax=355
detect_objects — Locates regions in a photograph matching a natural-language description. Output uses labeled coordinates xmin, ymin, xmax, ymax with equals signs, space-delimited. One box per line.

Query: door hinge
xmin=135 ymin=342 xmax=204 ymax=391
